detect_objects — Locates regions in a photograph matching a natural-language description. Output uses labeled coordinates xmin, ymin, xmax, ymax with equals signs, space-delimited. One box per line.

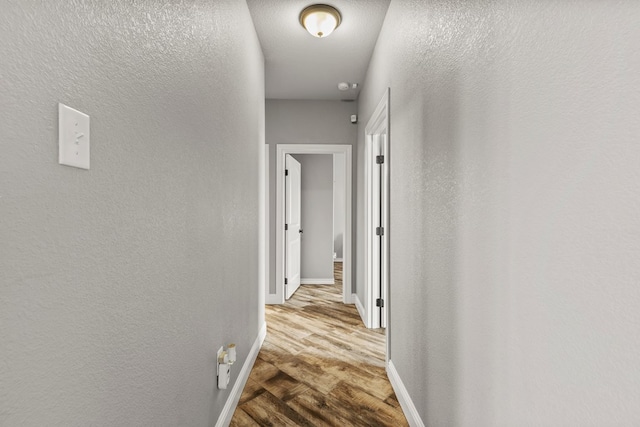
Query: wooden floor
xmin=230 ymin=263 xmax=408 ymax=426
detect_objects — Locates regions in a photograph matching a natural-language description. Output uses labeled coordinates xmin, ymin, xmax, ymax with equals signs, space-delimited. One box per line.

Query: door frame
xmin=364 ymin=89 xmax=390 ymax=345
xmin=274 ymin=144 xmax=352 ymax=304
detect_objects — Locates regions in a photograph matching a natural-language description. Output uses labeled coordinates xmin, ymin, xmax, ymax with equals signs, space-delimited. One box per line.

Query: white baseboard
xmin=333 ymin=258 xmax=343 ymax=262
xmin=387 ymin=360 xmax=424 ymax=427
xmin=344 ymin=293 xmax=355 ymax=304
xmin=300 ymin=278 xmax=335 ymax=285
xmin=216 ymin=322 xmax=267 ymax=427
xmin=354 ymin=294 xmax=367 ymax=326
xmin=265 ymin=293 xmax=281 ymax=305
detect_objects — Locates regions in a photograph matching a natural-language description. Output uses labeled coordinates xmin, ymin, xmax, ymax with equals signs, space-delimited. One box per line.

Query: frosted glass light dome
xmin=300 ymin=4 xmax=342 ymax=38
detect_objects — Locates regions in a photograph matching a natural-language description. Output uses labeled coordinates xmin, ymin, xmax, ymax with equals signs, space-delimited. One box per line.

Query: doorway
xmin=272 ymin=144 xmax=353 ymax=304
xmin=364 ymin=89 xmax=390 ymax=333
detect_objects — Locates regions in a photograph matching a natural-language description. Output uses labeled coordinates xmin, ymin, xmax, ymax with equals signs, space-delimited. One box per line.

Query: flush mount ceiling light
xmin=299 ymin=4 xmax=342 ymax=38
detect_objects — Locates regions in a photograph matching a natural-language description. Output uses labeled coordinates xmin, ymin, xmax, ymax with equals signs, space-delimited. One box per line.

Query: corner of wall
xmin=387 ymin=360 xmax=425 ymax=427
xmin=354 ymin=293 xmax=367 ymax=327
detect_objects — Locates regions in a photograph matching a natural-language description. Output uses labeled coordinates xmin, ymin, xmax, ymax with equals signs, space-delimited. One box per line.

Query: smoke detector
xmin=338 ymin=82 xmax=359 ymax=91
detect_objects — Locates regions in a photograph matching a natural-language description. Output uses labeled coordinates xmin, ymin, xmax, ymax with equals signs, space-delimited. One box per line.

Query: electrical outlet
xmin=217 ymin=346 xmax=230 ymax=390
xmin=218 ymin=361 xmax=230 ymax=390
xmin=216 ymin=346 xmax=224 ymax=374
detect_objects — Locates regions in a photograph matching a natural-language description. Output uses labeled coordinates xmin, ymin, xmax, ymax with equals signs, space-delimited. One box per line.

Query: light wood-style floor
xmin=230 ymin=262 xmax=408 ymax=426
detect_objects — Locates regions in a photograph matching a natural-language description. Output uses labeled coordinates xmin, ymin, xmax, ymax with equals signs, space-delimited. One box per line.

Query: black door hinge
xmin=285 ymin=169 xmax=289 ymax=176
xmin=376 ymin=226 xmax=384 ymax=236
xmin=376 ymin=155 xmax=384 ymax=164
xmin=376 ymin=298 xmax=384 ymax=307
xmin=285 ymin=223 xmax=288 ymax=231
xmin=285 ymin=278 xmax=288 ymax=285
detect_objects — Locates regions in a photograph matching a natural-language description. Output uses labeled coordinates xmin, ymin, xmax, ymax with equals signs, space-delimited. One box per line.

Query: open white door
xmin=364 ymin=88 xmax=390 ymax=333
xmin=367 ymin=134 xmax=388 ymax=328
xmin=371 ymin=134 xmax=388 ymax=328
xmin=272 ymin=144 xmax=352 ymax=305
xmin=285 ymin=154 xmax=302 ymax=299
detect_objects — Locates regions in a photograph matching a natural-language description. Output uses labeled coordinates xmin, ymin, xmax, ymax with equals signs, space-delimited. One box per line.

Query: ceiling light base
xmin=300 ymin=4 xmax=342 ymax=38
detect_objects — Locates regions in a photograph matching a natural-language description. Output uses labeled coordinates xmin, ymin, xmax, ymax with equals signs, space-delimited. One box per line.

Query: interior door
xmin=379 ymin=134 xmax=388 ymax=328
xmin=371 ymin=134 xmax=384 ymax=327
xmin=285 ymin=154 xmax=302 ymax=299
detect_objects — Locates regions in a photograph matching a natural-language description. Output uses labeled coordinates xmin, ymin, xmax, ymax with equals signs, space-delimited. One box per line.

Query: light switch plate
xmin=59 ymin=103 xmax=90 ymax=169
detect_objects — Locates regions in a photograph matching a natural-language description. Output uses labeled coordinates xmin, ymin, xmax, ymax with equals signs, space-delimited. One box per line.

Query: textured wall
xmin=294 ymin=154 xmax=334 ymax=281
xmin=0 ymin=1 xmax=264 ymax=425
xmin=265 ymin=100 xmax=357 ymax=294
xmin=358 ymin=0 xmax=640 ymax=425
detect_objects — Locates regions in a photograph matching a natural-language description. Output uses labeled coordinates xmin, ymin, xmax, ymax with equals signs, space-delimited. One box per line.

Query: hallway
xmin=2 ymin=1 xmax=640 ymax=425
xmin=231 ymin=263 xmax=407 ymax=426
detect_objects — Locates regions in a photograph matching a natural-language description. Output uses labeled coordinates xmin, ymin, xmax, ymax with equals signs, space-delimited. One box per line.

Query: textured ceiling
xmin=247 ymin=0 xmax=391 ymax=100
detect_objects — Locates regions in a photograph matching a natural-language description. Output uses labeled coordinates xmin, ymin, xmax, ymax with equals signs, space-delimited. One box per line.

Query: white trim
xmin=387 ymin=360 xmax=424 ymax=427
xmin=215 ymin=322 xmax=267 ymax=427
xmin=334 ymin=258 xmax=343 ymax=262
xmin=354 ymin=294 xmax=368 ymax=327
xmin=275 ymin=144 xmax=352 ymax=305
xmin=262 ymin=144 xmax=270 ymax=307
xmin=265 ymin=294 xmax=281 ymax=305
xmin=300 ymin=278 xmax=335 ymax=285
xmin=345 ymin=293 xmax=355 ymax=305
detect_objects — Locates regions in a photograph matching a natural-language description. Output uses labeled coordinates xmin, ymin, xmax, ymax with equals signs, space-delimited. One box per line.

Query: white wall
xmin=265 ymin=100 xmax=357 ymax=294
xmin=333 ymin=153 xmax=346 ymax=260
xmin=294 ymin=154 xmax=334 ymax=281
xmin=358 ymin=0 xmax=640 ymax=425
xmin=0 ymin=1 xmax=264 ymax=425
